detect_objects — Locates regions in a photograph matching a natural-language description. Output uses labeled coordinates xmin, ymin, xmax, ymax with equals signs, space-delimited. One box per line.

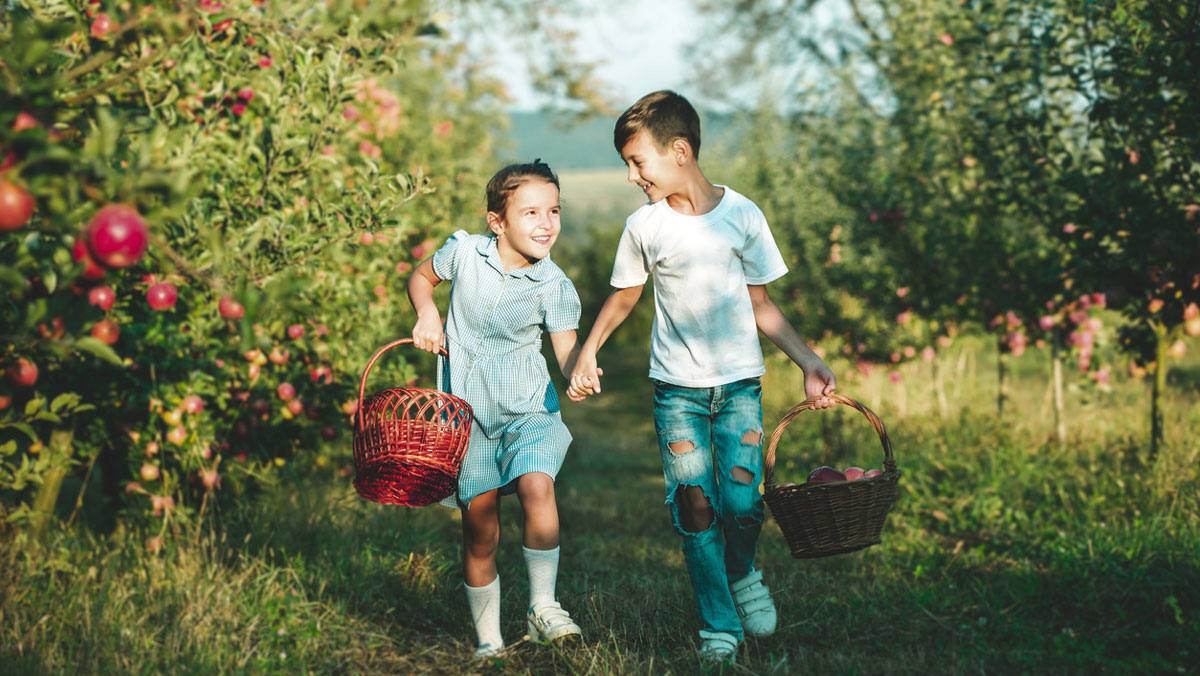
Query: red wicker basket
xmin=763 ymin=393 xmax=901 ymax=559
xmin=352 ymin=338 xmax=473 ymax=506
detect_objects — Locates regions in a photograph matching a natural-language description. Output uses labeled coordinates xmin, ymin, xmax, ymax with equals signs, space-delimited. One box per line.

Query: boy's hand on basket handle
xmin=804 ymin=361 xmax=838 ymax=410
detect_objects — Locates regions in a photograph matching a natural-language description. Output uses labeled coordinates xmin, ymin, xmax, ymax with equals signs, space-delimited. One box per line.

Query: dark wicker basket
xmin=763 ymin=393 xmax=900 ymax=558
xmin=352 ymin=338 xmax=473 ymax=507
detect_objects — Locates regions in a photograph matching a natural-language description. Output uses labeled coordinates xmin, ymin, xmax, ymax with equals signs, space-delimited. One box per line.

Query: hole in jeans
xmin=741 ymin=430 xmax=761 ymax=446
xmin=674 ymin=484 xmax=714 ymax=532
xmin=668 ymin=440 xmax=695 ymax=455
xmin=730 ymin=465 xmax=754 ymax=485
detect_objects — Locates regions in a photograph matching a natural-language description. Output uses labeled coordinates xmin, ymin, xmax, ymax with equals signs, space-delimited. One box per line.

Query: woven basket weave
xmin=352 ymin=338 xmax=473 ymax=507
xmin=763 ymin=393 xmax=900 ymax=559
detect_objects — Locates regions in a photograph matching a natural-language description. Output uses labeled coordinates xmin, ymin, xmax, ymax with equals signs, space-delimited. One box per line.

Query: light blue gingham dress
xmin=432 ymin=230 xmax=580 ymax=509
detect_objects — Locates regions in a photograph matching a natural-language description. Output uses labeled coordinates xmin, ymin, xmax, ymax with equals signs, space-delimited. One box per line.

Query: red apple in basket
xmin=806 ymin=466 xmax=846 ymax=483
xmin=863 ymin=469 xmax=883 ymax=479
xmin=842 ymin=467 xmax=865 ymax=481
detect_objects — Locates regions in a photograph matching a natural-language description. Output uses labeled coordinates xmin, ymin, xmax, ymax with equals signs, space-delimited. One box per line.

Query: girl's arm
xmin=748 ymin=284 xmax=837 ymax=409
xmin=407 ymin=257 xmax=444 ymax=354
xmin=549 ymin=330 xmax=588 ymax=402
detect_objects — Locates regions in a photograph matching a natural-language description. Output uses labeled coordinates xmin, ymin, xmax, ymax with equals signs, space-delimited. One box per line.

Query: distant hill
xmin=500 ymin=110 xmax=736 ymax=170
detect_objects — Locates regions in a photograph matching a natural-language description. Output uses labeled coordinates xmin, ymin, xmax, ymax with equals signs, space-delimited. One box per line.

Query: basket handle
xmin=762 ymin=393 xmax=895 ymax=492
xmin=356 ymin=338 xmax=448 ymax=428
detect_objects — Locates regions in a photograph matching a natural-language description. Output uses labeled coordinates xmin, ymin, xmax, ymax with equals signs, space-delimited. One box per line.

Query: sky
xmin=460 ymin=0 xmax=705 ymax=111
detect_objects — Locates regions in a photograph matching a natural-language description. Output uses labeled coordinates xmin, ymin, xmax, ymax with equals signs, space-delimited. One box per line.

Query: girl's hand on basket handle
xmin=804 ymin=362 xmax=838 ymax=410
xmin=412 ymin=311 xmax=444 ymax=354
xmin=407 ymin=257 xmax=444 ymax=353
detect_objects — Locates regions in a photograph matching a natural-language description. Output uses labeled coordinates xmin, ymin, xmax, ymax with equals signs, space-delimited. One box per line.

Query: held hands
xmin=804 ymin=361 xmax=838 ymax=409
xmin=411 ymin=312 xmax=444 ymax=354
xmin=566 ymin=352 xmax=603 ymax=402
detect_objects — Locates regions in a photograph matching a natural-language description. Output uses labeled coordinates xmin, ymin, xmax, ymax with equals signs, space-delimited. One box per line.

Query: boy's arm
xmin=407 ymin=257 xmax=444 ymax=354
xmin=748 ymin=284 xmax=837 ymax=409
xmin=570 ymin=285 xmax=644 ymax=394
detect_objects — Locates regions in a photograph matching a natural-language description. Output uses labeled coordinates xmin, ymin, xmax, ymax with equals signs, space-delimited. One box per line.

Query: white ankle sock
xmin=523 ymin=545 xmax=560 ymax=609
xmin=464 ymin=575 xmax=503 ymax=649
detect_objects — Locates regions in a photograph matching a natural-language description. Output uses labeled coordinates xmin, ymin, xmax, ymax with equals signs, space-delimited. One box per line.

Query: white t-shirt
xmin=610 ymin=185 xmax=788 ymax=387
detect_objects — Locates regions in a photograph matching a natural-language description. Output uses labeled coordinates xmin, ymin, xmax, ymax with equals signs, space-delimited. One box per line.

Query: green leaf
xmin=74 ymin=337 xmax=124 ymax=366
xmin=24 ymin=398 xmax=45 ymax=416
xmin=50 ymin=393 xmax=80 ymax=413
xmin=5 ymin=422 xmax=38 ymax=443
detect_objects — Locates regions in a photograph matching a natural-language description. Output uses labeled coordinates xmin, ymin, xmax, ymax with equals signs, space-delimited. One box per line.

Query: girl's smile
xmin=488 ymin=179 xmax=561 ymax=270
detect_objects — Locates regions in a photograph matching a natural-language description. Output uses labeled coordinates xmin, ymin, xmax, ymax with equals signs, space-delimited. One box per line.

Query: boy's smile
xmin=620 ymin=131 xmax=682 ymax=202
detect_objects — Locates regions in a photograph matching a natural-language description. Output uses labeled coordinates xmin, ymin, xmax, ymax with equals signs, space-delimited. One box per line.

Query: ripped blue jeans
xmin=652 ymin=377 xmax=765 ymax=641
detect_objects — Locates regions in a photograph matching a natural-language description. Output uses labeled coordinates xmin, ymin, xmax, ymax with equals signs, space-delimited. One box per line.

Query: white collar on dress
xmin=474 ymin=236 xmax=554 ymax=281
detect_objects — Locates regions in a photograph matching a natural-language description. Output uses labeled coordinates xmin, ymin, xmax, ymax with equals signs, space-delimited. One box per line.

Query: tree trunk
xmin=1150 ymin=324 xmax=1170 ymax=461
xmin=997 ymin=346 xmax=1009 ymax=419
xmin=31 ymin=427 xmax=75 ymax=542
xmin=1052 ymin=339 xmax=1066 ymax=446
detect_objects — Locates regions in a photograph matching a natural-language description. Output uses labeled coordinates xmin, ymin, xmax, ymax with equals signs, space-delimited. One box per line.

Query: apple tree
xmin=0 ymin=0 xmax=515 ymax=543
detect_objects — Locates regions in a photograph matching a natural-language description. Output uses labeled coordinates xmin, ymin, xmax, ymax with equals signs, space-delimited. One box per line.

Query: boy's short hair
xmin=614 ymin=90 xmax=702 ymax=160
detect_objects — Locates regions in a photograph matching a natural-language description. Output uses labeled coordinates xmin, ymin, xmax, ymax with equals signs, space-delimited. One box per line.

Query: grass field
xmin=2 ymin=339 xmax=1197 ymax=675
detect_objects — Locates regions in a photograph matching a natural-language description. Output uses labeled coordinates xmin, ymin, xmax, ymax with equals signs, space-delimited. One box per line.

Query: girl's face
xmin=487 ymin=179 xmax=561 ymax=268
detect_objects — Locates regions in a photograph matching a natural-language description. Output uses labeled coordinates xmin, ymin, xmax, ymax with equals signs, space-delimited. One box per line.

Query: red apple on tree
xmin=85 ymin=204 xmax=149 ymax=268
xmin=88 ymin=285 xmax=116 ymax=310
xmin=287 ymin=324 xmax=305 ymax=339
xmin=218 ymin=295 xmax=244 ymax=319
xmin=12 ymin=113 xmax=39 ymax=132
xmin=0 ymin=179 xmax=34 ymax=231
xmin=72 ymin=240 xmax=107 ymax=281
xmin=182 ymin=395 xmax=204 ymax=414
xmin=91 ymin=319 xmax=120 ymax=345
xmin=166 ymin=426 xmax=187 ymax=445
xmin=286 ymin=398 xmax=303 ymax=415
xmin=146 ymin=282 xmax=177 ymax=310
xmin=268 ymin=347 xmax=289 ymax=365
xmin=140 ymin=463 xmax=160 ymax=481
xmin=90 ymin=12 xmax=112 ymax=37
xmin=7 ymin=358 xmax=38 ymax=387
xmin=276 ymin=382 xmax=295 ymax=401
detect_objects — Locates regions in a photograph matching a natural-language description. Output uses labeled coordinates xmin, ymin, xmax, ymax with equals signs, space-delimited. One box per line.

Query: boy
xmin=568 ymin=90 xmax=837 ymax=663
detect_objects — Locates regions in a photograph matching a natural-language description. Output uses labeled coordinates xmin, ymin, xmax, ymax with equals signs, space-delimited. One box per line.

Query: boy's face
xmin=620 ymin=131 xmax=685 ymax=202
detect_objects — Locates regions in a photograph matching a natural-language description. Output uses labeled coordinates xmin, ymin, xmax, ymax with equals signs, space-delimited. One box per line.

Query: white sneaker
xmin=473 ymin=643 xmax=503 ymax=659
xmin=698 ymin=630 xmax=739 ymax=663
xmin=730 ymin=569 xmax=777 ymax=637
xmin=526 ymin=601 xmax=582 ymax=642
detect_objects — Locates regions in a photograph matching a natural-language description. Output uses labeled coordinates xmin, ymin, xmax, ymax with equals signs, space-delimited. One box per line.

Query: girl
xmin=407 ymin=160 xmax=591 ymax=658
